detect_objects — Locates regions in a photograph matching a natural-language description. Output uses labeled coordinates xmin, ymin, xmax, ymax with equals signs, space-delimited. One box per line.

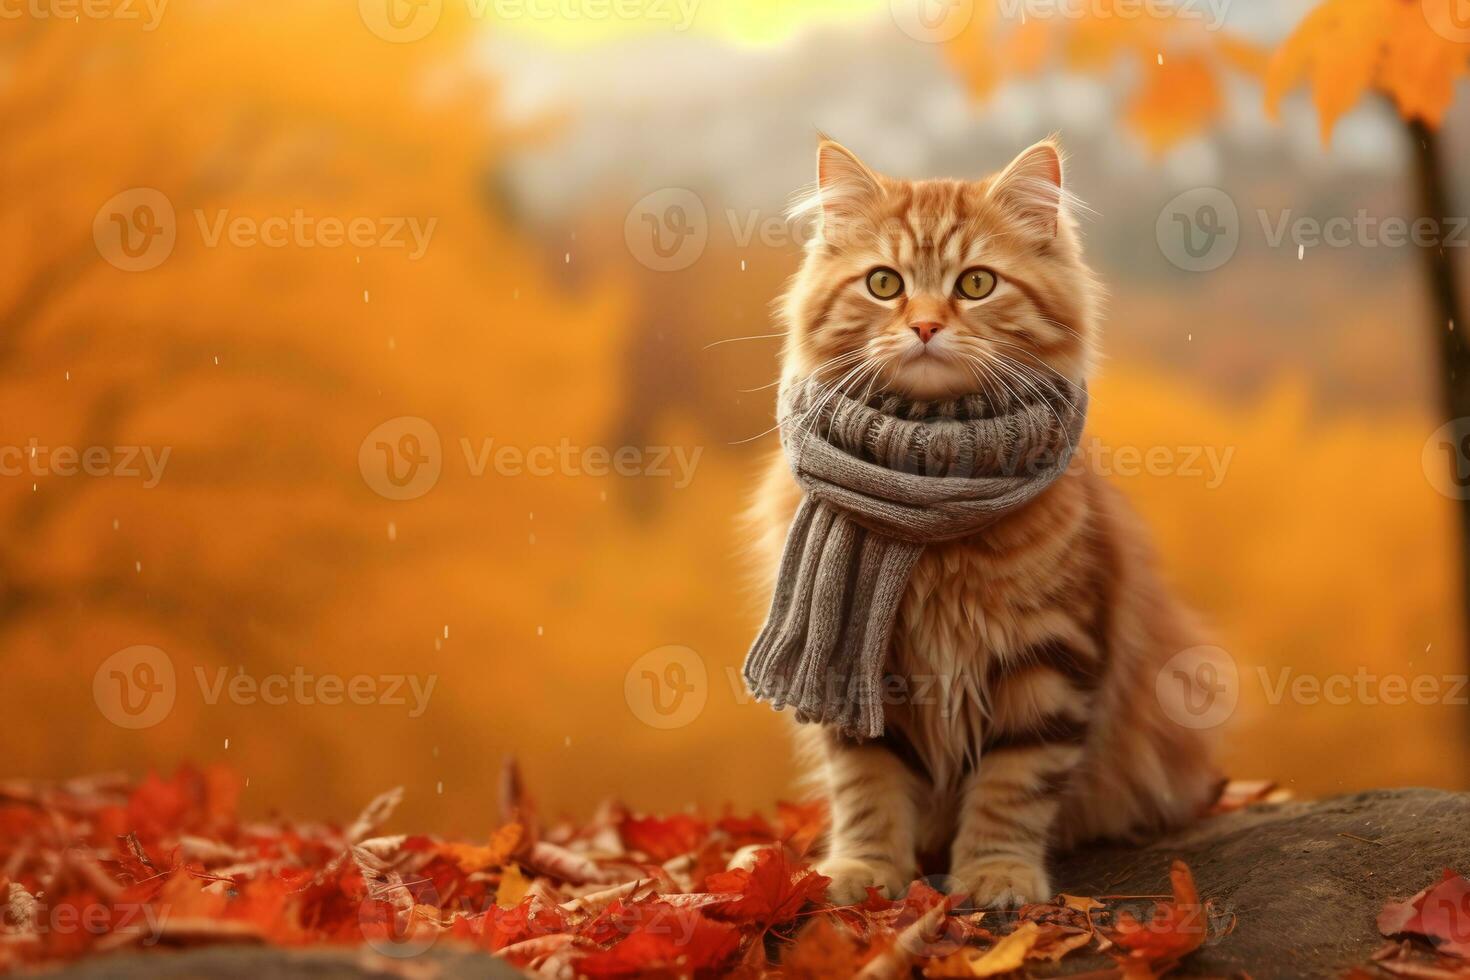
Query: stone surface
xmin=1052 ymin=787 xmax=1470 ymax=978
xmin=29 ymin=789 xmax=1468 ymax=978
xmin=28 ymin=944 xmax=527 ymax=979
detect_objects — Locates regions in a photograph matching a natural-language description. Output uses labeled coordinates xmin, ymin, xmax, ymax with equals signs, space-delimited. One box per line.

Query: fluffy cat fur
xmin=746 ymin=137 xmax=1220 ymax=908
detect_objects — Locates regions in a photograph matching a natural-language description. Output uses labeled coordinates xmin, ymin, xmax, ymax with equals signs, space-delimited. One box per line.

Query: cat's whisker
xmin=799 ymin=358 xmax=878 ymax=442
xmin=703 ymin=331 xmax=786 ymax=351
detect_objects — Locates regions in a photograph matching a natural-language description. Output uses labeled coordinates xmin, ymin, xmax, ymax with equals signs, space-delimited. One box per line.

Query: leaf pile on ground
xmin=0 ymin=765 xmax=1256 ymax=977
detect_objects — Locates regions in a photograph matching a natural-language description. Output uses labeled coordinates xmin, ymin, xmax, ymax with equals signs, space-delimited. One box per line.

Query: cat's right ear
xmin=816 ymin=139 xmax=881 ymax=230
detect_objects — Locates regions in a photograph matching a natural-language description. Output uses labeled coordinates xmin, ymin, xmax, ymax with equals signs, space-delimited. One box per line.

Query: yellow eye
xmin=956 ymin=267 xmax=998 ymax=301
xmin=866 ymin=267 xmax=904 ymax=300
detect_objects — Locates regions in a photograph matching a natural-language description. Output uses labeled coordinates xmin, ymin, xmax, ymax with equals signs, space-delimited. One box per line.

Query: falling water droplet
xmin=387 ymin=521 xmax=397 ymax=541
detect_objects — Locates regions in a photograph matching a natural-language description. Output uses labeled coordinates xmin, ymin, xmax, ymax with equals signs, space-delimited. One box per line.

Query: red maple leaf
xmin=1110 ymin=860 xmax=1210 ymax=969
xmin=704 ymin=847 xmax=829 ymax=927
xmin=576 ymin=903 xmax=740 ymax=978
xmin=619 ymin=813 xmax=709 ymax=863
xmin=1379 ymin=869 xmax=1470 ymax=957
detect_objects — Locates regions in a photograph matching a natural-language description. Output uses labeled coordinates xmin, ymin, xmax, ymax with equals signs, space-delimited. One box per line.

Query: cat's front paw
xmin=952 ymin=856 xmax=1051 ymax=909
xmin=817 ymin=856 xmax=909 ymax=906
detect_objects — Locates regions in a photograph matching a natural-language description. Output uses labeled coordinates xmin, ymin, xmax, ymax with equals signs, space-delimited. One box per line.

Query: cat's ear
xmin=988 ymin=139 xmax=1065 ymax=238
xmin=816 ymin=138 xmax=881 ymax=229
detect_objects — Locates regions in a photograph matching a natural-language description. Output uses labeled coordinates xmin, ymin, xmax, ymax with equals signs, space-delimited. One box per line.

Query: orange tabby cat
xmin=747 ymin=137 xmax=1220 ymax=908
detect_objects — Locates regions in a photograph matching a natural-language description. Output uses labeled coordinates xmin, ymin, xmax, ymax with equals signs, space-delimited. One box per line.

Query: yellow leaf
xmin=1126 ymin=54 xmax=1224 ymax=153
xmin=1265 ymin=0 xmax=1394 ymax=142
xmin=1380 ymin=0 xmax=1468 ymax=129
xmin=1214 ymin=36 xmax=1271 ymax=79
xmin=1003 ymin=19 xmax=1051 ymax=76
xmin=928 ymin=921 xmax=1043 ymax=978
xmin=1030 ymin=927 xmax=1095 ymax=962
xmin=495 ymin=864 xmax=532 ymax=909
xmin=1060 ymin=893 xmax=1105 ymax=914
xmin=441 ymin=823 xmax=523 ymax=873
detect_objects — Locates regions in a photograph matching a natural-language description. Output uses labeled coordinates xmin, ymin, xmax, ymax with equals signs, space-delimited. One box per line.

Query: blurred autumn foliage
xmin=944 ymin=0 xmax=1267 ymax=152
xmin=2 ymin=0 xmax=1468 ymax=835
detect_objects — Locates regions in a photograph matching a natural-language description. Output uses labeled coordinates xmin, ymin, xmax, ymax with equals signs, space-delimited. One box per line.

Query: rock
xmin=31 ymin=789 xmax=1467 ymax=978
xmin=29 ymin=944 xmax=527 ymax=979
xmin=1052 ymin=787 xmax=1470 ymax=978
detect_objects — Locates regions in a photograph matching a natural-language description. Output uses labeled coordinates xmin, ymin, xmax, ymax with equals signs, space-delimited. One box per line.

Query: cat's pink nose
xmin=910 ymin=322 xmax=943 ymax=344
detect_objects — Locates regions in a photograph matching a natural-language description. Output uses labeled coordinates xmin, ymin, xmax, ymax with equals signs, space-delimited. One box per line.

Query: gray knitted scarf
xmin=742 ymin=373 xmax=1088 ymax=739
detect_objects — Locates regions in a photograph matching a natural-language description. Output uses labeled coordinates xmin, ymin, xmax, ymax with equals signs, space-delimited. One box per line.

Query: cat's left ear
xmin=988 ymin=139 xmax=1065 ymax=238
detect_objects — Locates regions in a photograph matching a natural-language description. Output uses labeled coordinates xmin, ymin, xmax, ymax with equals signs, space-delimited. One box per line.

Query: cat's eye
xmin=955 ymin=267 xmax=998 ymax=301
xmin=866 ymin=267 xmax=904 ymax=300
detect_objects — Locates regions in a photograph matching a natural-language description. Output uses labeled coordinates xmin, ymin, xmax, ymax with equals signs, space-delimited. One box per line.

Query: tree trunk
xmin=1407 ymin=120 xmax=1470 ymax=697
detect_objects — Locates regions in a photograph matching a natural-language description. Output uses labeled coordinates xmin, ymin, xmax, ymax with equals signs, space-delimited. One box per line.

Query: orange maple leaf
xmin=1267 ymin=0 xmax=1470 ymax=141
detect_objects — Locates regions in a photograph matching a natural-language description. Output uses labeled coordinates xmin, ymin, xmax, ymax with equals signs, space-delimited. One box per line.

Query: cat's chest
xmin=892 ymin=540 xmax=1026 ymax=671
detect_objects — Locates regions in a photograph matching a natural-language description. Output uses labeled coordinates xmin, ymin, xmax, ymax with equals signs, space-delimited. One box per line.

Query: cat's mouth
xmin=884 ymin=347 xmax=977 ymax=400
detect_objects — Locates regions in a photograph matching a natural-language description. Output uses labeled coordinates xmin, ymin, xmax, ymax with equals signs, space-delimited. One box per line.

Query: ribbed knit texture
xmin=742 ymin=373 xmax=1088 ymax=738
